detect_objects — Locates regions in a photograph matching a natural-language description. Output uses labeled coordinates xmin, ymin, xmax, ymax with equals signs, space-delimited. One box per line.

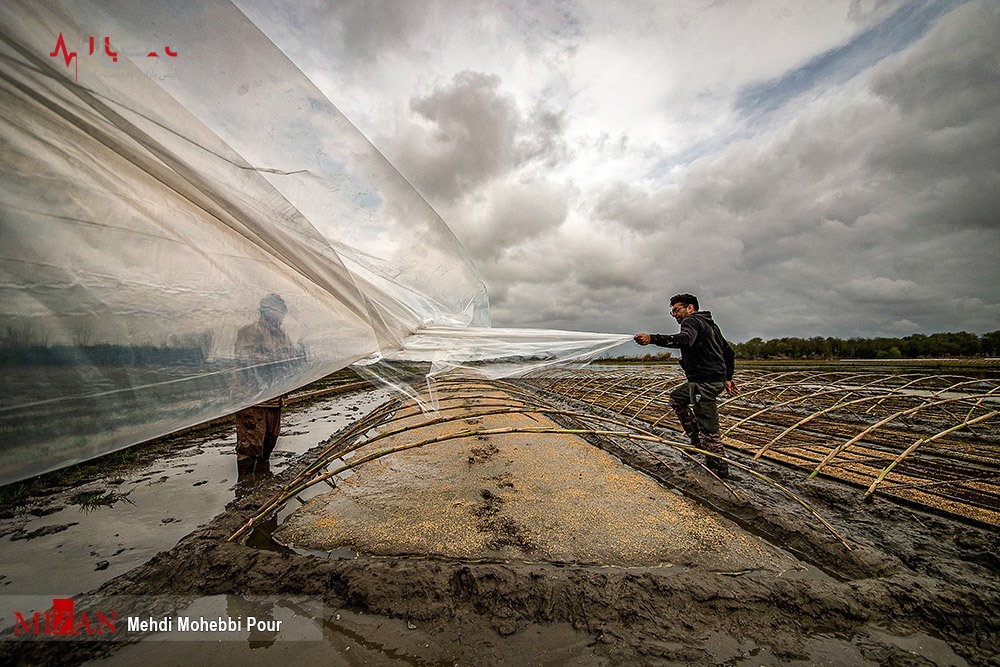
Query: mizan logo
xmin=12 ymin=598 xmax=117 ymax=636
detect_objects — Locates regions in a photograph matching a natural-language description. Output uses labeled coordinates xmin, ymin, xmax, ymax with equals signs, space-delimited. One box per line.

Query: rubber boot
xmin=700 ymin=432 xmax=729 ymax=479
xmin=670 ymin=399 xmax=700 ymax=449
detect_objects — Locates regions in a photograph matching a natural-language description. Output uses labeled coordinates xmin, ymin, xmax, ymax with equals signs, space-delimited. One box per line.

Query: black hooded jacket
xmin=649 ymin=311 xmax=735 ymax=383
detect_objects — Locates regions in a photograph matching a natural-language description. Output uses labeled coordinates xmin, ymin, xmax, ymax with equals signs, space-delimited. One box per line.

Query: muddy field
xmin=1 ymin=370 xmax=998 ymax=666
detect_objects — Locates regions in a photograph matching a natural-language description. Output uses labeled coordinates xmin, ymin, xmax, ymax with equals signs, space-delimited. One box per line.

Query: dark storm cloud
xmin=393 ymin=71 xmax=522 ymax=200
xmin=867 ymin=3 xmax=1000 ymax=237
xmin=593 ymin=183 xmax=664 ymax=233
xmin=389 ymin=71 xmax=570 ymax=201
xmin=589 ymin=1 xmax=999 ymax=341
xmin=736 ymin=0 xmax=965 ymax=120
xmin=238 ymin=0 xmax=431 ymax=69
xmin=332 ymin=0 xmax=431 ymax=63
xmin=467 ymin=178 xmax=570 ymax=260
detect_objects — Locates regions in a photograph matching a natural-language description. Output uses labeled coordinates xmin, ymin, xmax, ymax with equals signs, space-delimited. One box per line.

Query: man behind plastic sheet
xmin=633 ymin=293 xmax=739 ymax=478
xmin=234 ymin=293 xmax=300 ymax=474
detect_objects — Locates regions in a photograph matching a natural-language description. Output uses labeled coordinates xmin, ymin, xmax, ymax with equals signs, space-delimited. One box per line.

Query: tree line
xmin=730 ymin=331 xmax=1000 ymax=360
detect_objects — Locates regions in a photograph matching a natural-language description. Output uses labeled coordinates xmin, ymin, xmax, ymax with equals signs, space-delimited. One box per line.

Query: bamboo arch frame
xmin=809 ymin=388 xmax=1000 ymax=477
xmin=864 ymin=410 xmax=999 ymax=497
xmin=521 ymin=366 xmax=999 ymax=520
xmin=229 ymin=374 xmax=853 ymax=548
xmin=232 ymin=368 xmax=997 ymax=540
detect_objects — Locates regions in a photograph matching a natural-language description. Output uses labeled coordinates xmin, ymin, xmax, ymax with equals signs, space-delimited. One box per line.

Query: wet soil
xmin=275 ymin=394 xmax=789 ymax=570
xmin=1 ymin=384 xmax=998 ymax=666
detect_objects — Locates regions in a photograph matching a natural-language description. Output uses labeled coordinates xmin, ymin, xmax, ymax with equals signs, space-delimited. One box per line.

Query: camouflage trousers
xmin=668 ymin=381 xmax=725 ymax=455
xmin=669 ymin=381 xmax=729 ymax=477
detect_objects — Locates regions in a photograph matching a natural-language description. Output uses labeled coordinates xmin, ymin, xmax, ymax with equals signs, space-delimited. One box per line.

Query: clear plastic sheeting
xmin=354 ymin=327 xmax=633 ymax=410
xmin=0 ymin=1 xmax=629 ymax=486
xmin=391 ymin=327 xmax=631 ymax=377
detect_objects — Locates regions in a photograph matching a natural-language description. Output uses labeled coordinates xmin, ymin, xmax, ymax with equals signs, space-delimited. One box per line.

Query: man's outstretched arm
xmin=634 ymin=320 xmax=697 ymax=348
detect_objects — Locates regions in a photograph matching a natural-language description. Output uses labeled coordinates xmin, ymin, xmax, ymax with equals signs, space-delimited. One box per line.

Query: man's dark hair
xmin=260 ymin=292 xmax=287 ymax=314
xmin=669 ymin=293 xmax=699 ymax=310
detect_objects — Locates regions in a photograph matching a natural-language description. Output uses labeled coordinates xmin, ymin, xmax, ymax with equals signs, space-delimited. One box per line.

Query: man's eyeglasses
xmin=670 ymin=305 xmax=687 ymax=314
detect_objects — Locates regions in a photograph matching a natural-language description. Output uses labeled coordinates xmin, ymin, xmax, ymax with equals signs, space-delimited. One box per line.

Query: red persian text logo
xmin=12 ymin=598 xmax=117 ymax=636
xmin=49 ymin=32 xmax=179 ymax=81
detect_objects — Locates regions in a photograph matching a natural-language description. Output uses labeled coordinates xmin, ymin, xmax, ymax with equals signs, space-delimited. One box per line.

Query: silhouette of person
xmin=234 ymin=293 xmax=300 ymax=474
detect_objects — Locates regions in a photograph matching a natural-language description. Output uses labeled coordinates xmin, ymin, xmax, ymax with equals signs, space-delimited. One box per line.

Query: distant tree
xmin=741 ymin=337 xmax=764 ymax=358
xmin=982 ymin=331 xmax=1000 ymax=356
xmin=729 ymin=330 xmax=997 ymax=360
xmin=2 ymin=323 xmax=49 ymax=348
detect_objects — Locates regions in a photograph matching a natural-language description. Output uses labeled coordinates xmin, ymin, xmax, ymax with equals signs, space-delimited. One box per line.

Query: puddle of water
xmin=860 ymin=627 xmax=970 ymax=667
xmin=0 ymin=391 xmax=390 ymax=596
xmin=699 ymin=625 xmax=970 ymax=666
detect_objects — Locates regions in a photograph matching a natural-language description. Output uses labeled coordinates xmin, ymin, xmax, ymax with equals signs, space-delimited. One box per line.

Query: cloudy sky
xmin=235 ymin=0 xmax=998 ymax=345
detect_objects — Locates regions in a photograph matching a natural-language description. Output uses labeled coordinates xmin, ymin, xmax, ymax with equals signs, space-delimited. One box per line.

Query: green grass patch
xmin=70 ymin=488 xmax=134 ymax=512
xmin=0 ymin=481 xmax=32 ymax=510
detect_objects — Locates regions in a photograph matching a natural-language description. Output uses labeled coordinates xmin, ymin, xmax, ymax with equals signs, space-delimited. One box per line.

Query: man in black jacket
xmin=634 ymin=293 xmax=739 ymax=478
